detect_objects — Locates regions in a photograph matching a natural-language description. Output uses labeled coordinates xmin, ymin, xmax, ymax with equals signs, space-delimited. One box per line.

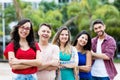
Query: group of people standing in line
xmin=4 ymin=18 xmax=117 ymax=80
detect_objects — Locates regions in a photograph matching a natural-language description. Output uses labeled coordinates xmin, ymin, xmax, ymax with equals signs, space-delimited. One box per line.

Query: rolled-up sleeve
xmin=102 ymin=37 xmax=116 ymax=60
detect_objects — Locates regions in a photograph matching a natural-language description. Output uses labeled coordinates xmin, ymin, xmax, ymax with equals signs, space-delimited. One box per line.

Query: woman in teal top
xmin=60 ymin=50 xmax=77 ymax=80
xmin=52 ymin=26 xmax=78 ymax=80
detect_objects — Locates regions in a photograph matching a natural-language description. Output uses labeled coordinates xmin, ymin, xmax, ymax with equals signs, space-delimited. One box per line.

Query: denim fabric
xmin=12 ymin=73 xmax=37 ymax=80
xmin=92 ymin=76 xmax=110 ymax=80
xmin=80 ymin=77 xmax=93 ymax=80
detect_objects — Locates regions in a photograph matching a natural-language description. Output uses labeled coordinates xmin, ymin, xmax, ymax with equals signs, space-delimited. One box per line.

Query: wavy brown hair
xmin=10 ymin=18 xmax=36 ymax=53
xmin=52 ymin=26 xmax=72 ymax=54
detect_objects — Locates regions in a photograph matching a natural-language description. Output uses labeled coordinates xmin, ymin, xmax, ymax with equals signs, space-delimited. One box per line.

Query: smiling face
xmin=77 ymin=34 xmax=88 ymax=47
xmin=38 ymin=25 xmax=51 ymax=42
xmin=18 ymin=22 xmax=31 ymax=39
xmin=93 ymin=23 xmax=106 ymax=37
xmin=59 ymin=30 xmax=69 ymax=45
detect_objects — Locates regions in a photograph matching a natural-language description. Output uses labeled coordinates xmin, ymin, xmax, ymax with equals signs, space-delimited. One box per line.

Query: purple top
xmin=92 ymin=34 xmax=117 ymax=80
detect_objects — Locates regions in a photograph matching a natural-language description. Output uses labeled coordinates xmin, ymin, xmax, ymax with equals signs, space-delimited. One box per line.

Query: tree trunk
xmin=63 ymin=15 xmax=79 ymax=26
xmin=13 ymin=0 xmax=23 ymax=21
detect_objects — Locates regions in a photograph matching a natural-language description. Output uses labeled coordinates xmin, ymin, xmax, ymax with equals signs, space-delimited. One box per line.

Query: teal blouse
xmin=59 ymin=51 xmax=75 ymax=80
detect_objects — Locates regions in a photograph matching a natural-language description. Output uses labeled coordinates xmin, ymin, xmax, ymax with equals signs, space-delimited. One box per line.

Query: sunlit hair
xmin=10 ymin=18 xmax=36 ymax=53
xmin=39 ymin=23 xmax=51 ymax=30
xmin=72 ymin=30 xmax=91 ymax=50
xmin=52 ymin=26 xmax=71 ymax=54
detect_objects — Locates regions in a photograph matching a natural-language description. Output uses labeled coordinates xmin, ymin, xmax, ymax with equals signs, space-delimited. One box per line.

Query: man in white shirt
xmin=91 ymin=19 xmax=117 ymax=80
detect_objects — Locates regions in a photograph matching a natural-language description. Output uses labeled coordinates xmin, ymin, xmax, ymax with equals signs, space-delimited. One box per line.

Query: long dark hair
xmin=72 ymin=30 xmax=91 ymax=50
xmin=10 ymin=18 xmax=36 ymax=53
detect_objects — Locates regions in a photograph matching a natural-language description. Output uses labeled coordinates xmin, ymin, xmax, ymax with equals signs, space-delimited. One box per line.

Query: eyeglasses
xmin=19 ymin=26 xmax=31 ymax=31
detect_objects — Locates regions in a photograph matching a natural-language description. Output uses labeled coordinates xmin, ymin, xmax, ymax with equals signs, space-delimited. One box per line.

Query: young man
xmin=91 ymin=19 xmax=117 ymax=80
xmin=37 ymin=23 xmax=59 ymax=80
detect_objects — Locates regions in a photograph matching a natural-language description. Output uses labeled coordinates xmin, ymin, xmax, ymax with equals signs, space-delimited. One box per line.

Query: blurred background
xmin=0 ymin=0 xmax=120 ymax=62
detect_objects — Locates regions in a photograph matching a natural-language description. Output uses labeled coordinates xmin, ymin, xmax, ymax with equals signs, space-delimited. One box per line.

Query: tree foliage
xmin=114 ymin=0 xmax=120 ymax=11
xmin=0 ymin=0 xmax=120 ymax=41
xmin=1 ymin=0 xmax=120 ymax=58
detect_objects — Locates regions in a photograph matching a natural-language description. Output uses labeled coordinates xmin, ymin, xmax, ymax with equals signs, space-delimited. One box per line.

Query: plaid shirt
xmin=92 ymin=34 xmax=117 ymax=80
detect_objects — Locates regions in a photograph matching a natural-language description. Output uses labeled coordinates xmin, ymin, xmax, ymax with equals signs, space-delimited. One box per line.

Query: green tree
xmin=114 ymin=0 xmax=120 ymax=11
xmin=64 ymin=0 xmax=120 ymax=38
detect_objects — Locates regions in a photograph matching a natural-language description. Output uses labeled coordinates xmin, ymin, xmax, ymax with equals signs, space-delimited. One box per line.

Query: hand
xmin=91 ymin=50 xmax=95 ymax=56
xmin=75 ymin=75 xmax=79 ymax=80
xmin=9 ymin=58 xmax=21 ymax=65
xmin=59 ymin=64 xmax=65 ymax=68
xmin=74 ymin=67 xmax=79 ymax=80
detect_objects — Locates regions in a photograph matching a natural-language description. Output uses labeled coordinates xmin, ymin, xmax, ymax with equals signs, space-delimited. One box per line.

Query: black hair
xmin=72 ymin=30 xmax=91 ymax=50
xmin=92 ymin=19 xmax=105 ymax=27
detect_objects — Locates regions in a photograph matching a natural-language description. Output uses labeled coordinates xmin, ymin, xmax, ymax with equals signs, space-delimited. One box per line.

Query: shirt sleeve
xmin=35 ymin=43 xmax=41 ymax=51
xmin=73 ymin=47 xmax=78 ymax=66
xmin=52 ymin=45 xmax=59 ymax=60
xmin=70 ymin=47 xmax=78 ymax=66
xmin=60 ymin=46 xmax=78 ymax=66
xmin=4 ymin=42 xmax=14 ymax=59
xmin=103 ymin=37 xmax=116 ymax=59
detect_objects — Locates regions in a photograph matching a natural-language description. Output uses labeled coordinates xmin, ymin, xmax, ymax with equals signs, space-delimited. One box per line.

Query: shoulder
xmin=106 ymin=34 xmax=115 ymax=41
xmin=86 ymin=50 xmax=91 ymax=54
xmin=92 ymin=37 xmax=98 ymax=41
xmin=84 ymin=50 xmax=91 ymax=57
xmin=105 ymin=34 xmax=116 ymax=43
xmin=49 ymin=43 xmax=59 ymax=49
xmin=35 ymin=42 xmax=39 ymax=47
xmin=71 ymin=46 xmax=77 ymax=53
xmin=72 ymin=46 xmax=77 ymax=51
xmin=4 ymin=42 xmax=14 ymax=59
xmin=6 ymin=42 xmax=14 ymax=48
xmin=35 ymin=42 xmax=39 ymax=46
xmin=49 ymin=44 xmax=60 ymax=53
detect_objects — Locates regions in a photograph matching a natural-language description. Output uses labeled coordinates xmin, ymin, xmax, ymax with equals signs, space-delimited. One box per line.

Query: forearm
xmin=60 ymin=60 xmax=75 ymax=64
xmin=38 ymin=65 xmax=58 ymax=71
xmin=79 ymin=66 xmax=91 ymax=72
xmin=20 ymin=59 xmax=42 ymax=67
xmin=64 ymin=64 xmax=75 ymax=68
xmin=92 ymin=53 xmax=110 ymax=60
xmin=60 ymin=61 xmax=76 ymax=68
xmin=38 ymin=65 xmax=49 ymax=71
xmin=38 ymin=61 xmax=57 ymax=71
xmin=10 ymin=64 xmax=32 ymax=70
xmin=42 ymin=59 xmax=59 ymax=67
xmin=45 ymin=66 xmax=58 ymax=71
